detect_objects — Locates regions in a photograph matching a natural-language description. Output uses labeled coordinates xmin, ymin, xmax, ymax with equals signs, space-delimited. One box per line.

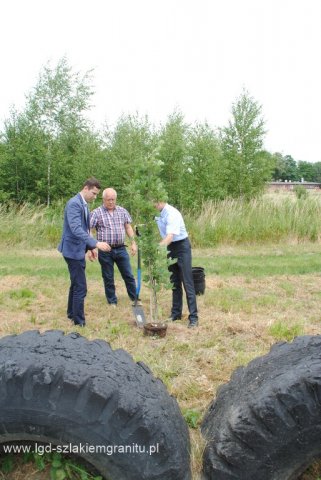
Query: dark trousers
xmin=168 ymin=238 xmax=198 ymax=322
xmin=98 ymin=247 xmax=137 ymax=304
xmin=64 ymin=257 xmax=87 ymax=326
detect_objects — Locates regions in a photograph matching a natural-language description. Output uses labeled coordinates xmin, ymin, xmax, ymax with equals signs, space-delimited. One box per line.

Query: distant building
xmin=267 ymin=181 xmax=321 ymax=192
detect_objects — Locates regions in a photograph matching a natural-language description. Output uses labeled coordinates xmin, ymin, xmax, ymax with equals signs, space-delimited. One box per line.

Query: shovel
xmin=132 ymin=230 xmax=146 ymax=328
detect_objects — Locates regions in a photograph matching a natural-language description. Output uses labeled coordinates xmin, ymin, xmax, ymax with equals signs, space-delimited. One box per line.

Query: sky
xmin=1 ymin=0 xmax=321 ymax=162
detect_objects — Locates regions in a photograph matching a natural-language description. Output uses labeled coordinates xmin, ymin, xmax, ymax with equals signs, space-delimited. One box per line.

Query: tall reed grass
xmin=1 ymin=194 xmax=321 ymax=248
xmin=0 ymin=202 xmax=63 ymax=248
xmin=186 ymin=194 xmax=321 ymax=246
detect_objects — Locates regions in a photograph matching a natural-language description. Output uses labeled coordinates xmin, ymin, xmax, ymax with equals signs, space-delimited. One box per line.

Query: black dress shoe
xmin=167 ymin=316 xmax=181 ymax=322
xmin=188 ymin=319 xmax=198 ymax=328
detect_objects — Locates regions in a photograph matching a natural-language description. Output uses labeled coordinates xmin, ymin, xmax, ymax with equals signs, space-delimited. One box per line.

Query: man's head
xmin=154 ymin=201 xmax=166 ymax=212
xmin=81 ymin=177 xmax=101 ymax=203
xmin=153 ymin=191 xmax=168 ymax=212
xmin=103 ymin=188 xmax=117 ymax=211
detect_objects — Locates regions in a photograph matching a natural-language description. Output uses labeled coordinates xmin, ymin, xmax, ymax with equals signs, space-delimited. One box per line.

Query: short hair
xmin=82 ymin=177 xmax=101 ymax=190
xmin=102 ymin=188 xmax=117 ymax=199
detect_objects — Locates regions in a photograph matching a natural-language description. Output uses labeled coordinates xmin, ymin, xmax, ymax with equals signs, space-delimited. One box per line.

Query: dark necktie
xmin=84 ymin=204 xmax=90 ymax=231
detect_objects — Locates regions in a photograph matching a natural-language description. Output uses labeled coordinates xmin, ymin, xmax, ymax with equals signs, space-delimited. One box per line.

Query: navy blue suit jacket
xmin=58 ymin=193 xmax=97 ymax=260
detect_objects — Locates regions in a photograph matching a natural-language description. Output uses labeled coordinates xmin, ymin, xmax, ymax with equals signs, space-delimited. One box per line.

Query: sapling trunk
xmin=124 ymin=145 xmax=170 ymax=323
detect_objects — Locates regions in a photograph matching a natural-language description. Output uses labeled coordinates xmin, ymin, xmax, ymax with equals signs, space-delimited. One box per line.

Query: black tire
xmin=0 ymin=330 xmax=191 ymax=480
xmin=201 ymin=335 xmax=321 ymax=480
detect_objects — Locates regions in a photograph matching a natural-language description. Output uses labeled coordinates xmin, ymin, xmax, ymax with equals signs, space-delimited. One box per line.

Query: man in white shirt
xmin=155 ymin=201 xmax=198 ymax=328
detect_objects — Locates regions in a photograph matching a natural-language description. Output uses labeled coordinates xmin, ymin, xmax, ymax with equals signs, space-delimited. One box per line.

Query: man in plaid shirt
xmin=90 ymin=188 xmax=138 ymax=307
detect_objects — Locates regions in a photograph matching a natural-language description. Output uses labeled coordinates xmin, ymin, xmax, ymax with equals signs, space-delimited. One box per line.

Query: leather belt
xmin=110 ymin=244 xmax=125 ymax=249
xmin=172 ymin=237 xmax=188 ymax=244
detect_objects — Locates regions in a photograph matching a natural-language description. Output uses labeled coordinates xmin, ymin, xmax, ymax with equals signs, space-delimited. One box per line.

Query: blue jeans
xmin=64 ymin=257 xmax=87 ymax=326
xmin=168 ymin=238 xmax=198 ymax=322
xmin=98 ymin=247 xmax=137 ymax=304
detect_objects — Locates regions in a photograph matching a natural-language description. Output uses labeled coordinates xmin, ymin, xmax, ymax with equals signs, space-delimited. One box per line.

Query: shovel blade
xmin=132 ymin=305 xmax=146 ymax=328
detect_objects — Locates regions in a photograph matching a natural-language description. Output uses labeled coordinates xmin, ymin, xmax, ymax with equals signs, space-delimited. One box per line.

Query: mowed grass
xmin=1 ymin=244 xmax=321 ymax=478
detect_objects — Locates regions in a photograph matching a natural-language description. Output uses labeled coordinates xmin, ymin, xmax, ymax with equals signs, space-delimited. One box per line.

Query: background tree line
xmin=272 ymin=153 xmax=321 ymax=183
xmin=0 ymin=58 xmax=318 ymax=214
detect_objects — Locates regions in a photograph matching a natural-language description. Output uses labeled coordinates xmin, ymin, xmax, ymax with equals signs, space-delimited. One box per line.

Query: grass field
xmin=1 ymin=243 xmax=321 ymax=479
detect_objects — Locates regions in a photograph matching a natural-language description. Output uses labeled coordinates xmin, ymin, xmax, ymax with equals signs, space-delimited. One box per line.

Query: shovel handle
xmin=135 ymin=226 xmax=142 ymax=298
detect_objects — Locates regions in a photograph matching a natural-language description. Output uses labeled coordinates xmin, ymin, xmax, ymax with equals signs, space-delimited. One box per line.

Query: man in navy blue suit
xmin=58 ymin=178 xmax=109 ymax=326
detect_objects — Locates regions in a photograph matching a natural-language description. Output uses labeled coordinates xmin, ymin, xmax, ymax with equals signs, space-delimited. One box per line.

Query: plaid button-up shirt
xmin=90 ymin=205 xmax=132 ymax=245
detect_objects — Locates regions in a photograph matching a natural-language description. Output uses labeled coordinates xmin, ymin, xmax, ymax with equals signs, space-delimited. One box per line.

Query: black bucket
xmin=192 ymin=267 xmax=205 ymax=295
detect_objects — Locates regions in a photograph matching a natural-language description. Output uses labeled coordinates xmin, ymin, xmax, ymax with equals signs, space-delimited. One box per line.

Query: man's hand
xmin=87 ymin=249 xmax=97 ymax=262
xmin=159 ymin=233 xmax=173 ymax=246
xmin=97 ymin=241 xmax=111 ymax=252
xmin=130 ymin=242 xmax=137 ymax=256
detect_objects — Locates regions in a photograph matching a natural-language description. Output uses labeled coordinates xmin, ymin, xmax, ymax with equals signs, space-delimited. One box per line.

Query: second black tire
xmin=201 ymin=335 xmax=321 ymax=480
